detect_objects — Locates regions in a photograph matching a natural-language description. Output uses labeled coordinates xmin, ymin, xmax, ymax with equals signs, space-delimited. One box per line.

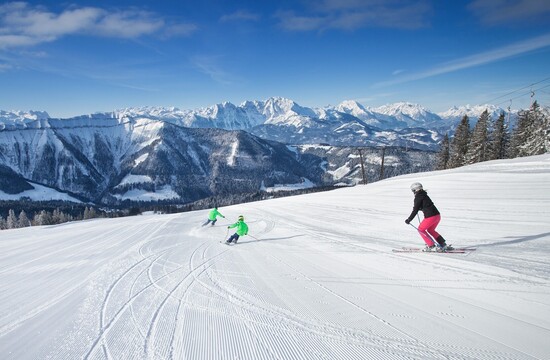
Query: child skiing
xmin=405 ymin=182 xmax=453 ymax=252
xmin=225 ymin=215 xmax=248 ymax=244
xmin=203 ymin=207 xmax=225 ymax=226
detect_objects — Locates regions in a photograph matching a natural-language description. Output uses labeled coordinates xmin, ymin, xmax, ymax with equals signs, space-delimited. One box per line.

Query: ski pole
xmin=408 ymin=223 xmax=443 ymax=249
xmin=221 ymin=228 xmax=229 ymax=243
xmin=248 ymin=234 xmax=260 ymax=241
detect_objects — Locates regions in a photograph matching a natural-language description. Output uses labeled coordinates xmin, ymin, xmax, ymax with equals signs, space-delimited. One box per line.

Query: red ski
xmin=398 ymin=246 xmax=476 ymax=252
xmin=393 ymin=246 xmax=476 ymax=253
xmin=393 ymin=248 xmax=467 ymax=254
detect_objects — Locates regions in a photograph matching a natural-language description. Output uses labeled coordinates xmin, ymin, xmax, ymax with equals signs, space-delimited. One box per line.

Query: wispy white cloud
xmin=468 ymin=0 xmax=550 ymax=26
xmin=92 ymin=10 xmax=164 ymax=38
xmin=276 ymin=0 xmax=432 ymax=32
xmin=0 ymin=62 xmax=13 ymax=72
xmin=0 ymin=2 xmax=102 ymax=39
xmin=220 ymin=10 xmax=261 ymax=23
xmin=162 ymin=23 xmax=198 ymax=38
xmin=0 ymin=2 xmax=195 ymax=49
xmin=191 ymin=55 xmax=235 ymax=85
xmin=374 ymin=33 xmax=550 ymax=88
xmin=275 ymin=11 xmax=324 ymax=32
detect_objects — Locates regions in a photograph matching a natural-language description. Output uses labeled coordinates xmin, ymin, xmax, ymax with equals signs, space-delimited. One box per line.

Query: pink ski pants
xmin=417 ymin=214 xmax=441 ymax=246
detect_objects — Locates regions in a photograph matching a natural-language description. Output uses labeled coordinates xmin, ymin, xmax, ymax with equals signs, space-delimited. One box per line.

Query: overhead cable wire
xmin=494 ymin=83 xmax=550 ymax=107
xmin=485 ymin=76 xmax=550 ymax=105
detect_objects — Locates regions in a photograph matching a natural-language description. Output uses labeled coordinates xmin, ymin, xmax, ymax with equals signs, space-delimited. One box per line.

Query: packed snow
xmin=1 ymin=154 xmax=549 ymax=359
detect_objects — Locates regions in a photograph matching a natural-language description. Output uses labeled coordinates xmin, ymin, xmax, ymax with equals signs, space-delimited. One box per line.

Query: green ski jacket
xmin=228 ymin=220 xmax=248 ymax=236
xmin=208 ymin=208 xmax=224 ymax=221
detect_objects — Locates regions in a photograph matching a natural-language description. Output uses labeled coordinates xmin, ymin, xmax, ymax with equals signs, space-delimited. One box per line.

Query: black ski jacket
xmin=406 ymin=190 xmax=440 ymax=222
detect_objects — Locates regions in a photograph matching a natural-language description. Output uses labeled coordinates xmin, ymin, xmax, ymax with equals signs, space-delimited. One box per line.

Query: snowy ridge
xmin=1 ymin=97 xmax=531 ymax=151
xmin=0 ymin=110 xmax=49 ymax=122
xmin=375 ymin=101 xmax=435 ymax=119
xmin=0 ymin=110 xmax=50 ymax=130
xmin=1 ymin=97 xmax=520 ymax=132
xmin=1 ymin=154 xmax=549 ymax=359
xmin=438 ymin=104 xmax=516 ymax=123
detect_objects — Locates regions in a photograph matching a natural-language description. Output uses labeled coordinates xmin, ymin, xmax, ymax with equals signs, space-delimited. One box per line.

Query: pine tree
xmin=510 ymin=101 xmax=546 ymax=157
xmin=58 ymin=211 xmax=69 ymax=224
xmin=436 ymin=134 xmax=450 ymax=170
xmin=83 ymin=207 xmax=91 ymax=220
xmin=509 ymin=108 xmax=528 ymax=158
xmin=32 ymin=212 xmax=40 ymax=226
xmin=465 ymin=110 xmax=489 ymax=164
xmin=488 ymin=112 xmax=509 ymax=160
xmin=18 ymin=210 xmax=31 ymax=228
xmin=6 ymin=209 xmax=18 ymax=229
xmin=545 ymin=109 xmax=550 ymax=153
xmin=0 ymin=216 xmax=6 ymax=230
xmin=448 ymin=115 xmax=470 ymax=168
xmin=52 ymin=208 xmax=61 ymax=224
xmin=527 ymin=101 xmax=547 ymax=155
xmin=51 ymin=208 xmax=69 ymax=224
xmin=33 ymin=210 xmax=52 ymax=226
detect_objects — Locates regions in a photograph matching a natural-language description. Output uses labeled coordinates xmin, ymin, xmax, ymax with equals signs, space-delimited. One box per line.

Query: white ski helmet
xmin=410 ymin=182 xmax=423 ymax=192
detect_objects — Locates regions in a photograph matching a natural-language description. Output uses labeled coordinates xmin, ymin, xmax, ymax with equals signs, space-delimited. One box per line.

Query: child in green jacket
xmin=225 ymin=215 xmax=248 ymax=244
xmin=203 ymin=207 xmax=225 ymax=226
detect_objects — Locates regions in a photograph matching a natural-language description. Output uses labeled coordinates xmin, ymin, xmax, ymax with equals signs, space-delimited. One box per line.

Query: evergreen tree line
xmin=437 ymin=101 xmax=549 ymax=169
xmin=0 ymin=206 xmax=103 ymax=230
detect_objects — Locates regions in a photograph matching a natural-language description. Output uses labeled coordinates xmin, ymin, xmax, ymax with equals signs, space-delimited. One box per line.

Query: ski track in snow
xmin=1 ymin=155 xmax=550 ymax=359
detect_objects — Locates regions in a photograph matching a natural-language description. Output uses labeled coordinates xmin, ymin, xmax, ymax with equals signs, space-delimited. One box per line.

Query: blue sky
xmin=1 ymin=0 xmax=549 ymax=118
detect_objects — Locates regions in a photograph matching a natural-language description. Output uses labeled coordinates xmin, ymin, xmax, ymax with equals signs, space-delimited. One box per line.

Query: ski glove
xmin=404 ymin=219 xmax=410 ymax=224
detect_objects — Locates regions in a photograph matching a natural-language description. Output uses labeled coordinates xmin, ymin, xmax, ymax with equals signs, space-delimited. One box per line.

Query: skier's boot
xmin=435 ymin=235 xmax=453 ymax=251
xmin=422 ymin=245 xmax=436 ymax=252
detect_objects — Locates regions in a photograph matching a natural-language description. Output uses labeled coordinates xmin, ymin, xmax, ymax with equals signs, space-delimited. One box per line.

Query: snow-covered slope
xmin=1 ymin=154 xmax=549 ymax=359
xmin=0 ymin=181 xmax=81 ymax=202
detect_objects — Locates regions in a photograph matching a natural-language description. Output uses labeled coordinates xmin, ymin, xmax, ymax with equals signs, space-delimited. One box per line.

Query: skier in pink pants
xmin=405 ymin=182 xmax=453 ymax=252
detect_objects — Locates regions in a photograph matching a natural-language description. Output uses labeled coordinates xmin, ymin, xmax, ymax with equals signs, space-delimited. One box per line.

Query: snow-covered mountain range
xmin=0 ymin=112 xmax=434 ymax=204
xmin=0 ymin=98 xmax=521 ymax=204
xmin=110 ymin=98 xmax=518 ymax=143
xmin=1 ymin=98 xmax=518 ymax=146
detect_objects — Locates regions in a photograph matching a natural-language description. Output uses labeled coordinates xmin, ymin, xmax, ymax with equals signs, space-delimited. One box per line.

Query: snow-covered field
xmin=0 ymin=181 xmax=81 ymax=202
xmin=1 ymin=154 xmax=550 ymax=360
